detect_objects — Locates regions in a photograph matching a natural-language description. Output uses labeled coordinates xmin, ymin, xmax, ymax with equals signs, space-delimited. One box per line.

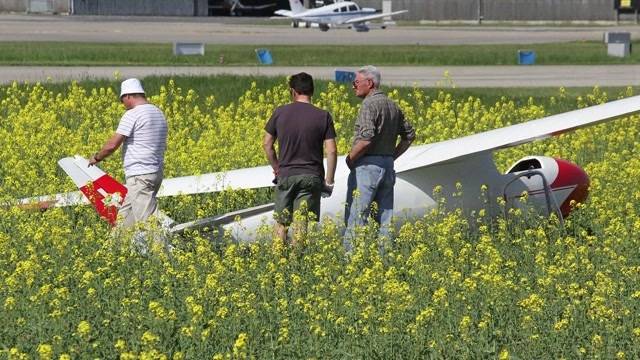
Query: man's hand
xmin=88 ymin=153 xmax=101 ymax=167
xmin=321 ymin=181 xmax=334 ymax=198
xmin=346 ymin=140 xmax=370 ymax=170
xmin=345 ymin=155 xmax=354 ymax=170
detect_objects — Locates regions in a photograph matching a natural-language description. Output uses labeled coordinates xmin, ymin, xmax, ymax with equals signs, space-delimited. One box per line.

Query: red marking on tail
xmin=79 ymin=174 xmax=127 ymax=226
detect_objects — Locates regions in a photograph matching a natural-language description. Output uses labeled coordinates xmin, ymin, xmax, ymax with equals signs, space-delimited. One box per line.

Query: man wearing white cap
xmin=89 ymin=78 xmax=168 ymax=228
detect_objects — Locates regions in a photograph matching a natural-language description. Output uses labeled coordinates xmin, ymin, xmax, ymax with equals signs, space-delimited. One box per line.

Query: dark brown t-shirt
xmin=265 ymin=101 xmax=336 ymax=178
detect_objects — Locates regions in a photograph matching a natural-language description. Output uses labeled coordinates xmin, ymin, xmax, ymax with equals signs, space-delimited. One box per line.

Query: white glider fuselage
xmin=223 ymin=151 xmax=499 ymax=241
xmin=222 ymin=151 xmax=585 ymax=242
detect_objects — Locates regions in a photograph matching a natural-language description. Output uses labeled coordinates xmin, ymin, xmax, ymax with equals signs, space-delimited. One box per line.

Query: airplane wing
xmin=395 ymin=94 xmax=640 ymax=174
xmin=242 ymin=3 xmax=276 ymax=10
xmin=18 ymin=191 xmax=87 ymax=208
xmin=343 ymin=10 xmax=408 ymax=24
xmin=273 ymin=10 xmax=294 ymax=17
xmin=20 ymin=158 xmax=276 ymax=208
xmin=158 ymin=165 xmax=275 ymax=197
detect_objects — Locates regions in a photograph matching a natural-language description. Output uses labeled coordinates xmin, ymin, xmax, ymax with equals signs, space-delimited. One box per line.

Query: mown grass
xmin=2 ymin=41 xmax=640 ymax=66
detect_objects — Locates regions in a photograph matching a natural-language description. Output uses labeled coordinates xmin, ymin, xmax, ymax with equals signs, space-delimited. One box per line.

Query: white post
xmin=382 ymin=0 xmax=394 ymax=24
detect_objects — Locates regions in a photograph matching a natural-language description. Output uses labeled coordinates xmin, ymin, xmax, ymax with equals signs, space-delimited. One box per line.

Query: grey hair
xmin=357 ymin=65 xmax=381 ymax=88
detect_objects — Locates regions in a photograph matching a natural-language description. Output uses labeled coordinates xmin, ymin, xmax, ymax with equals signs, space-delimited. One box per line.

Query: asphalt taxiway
xmin=3 ymin=65 xmax=640 ymax=87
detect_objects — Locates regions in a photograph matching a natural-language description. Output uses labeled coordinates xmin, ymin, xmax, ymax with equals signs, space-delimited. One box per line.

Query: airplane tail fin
xmin=58 ymin=156 xmax=128 ymax=226
xmin=288 ymin=0 xmax=305 ymax=14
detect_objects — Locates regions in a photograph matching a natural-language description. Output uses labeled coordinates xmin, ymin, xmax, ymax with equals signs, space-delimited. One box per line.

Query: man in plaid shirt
xmin=344 ymin=65 xmax=415 ymax=253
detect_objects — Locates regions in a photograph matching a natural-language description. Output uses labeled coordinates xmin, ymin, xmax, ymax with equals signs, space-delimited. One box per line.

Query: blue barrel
xmin=255 ymin=49 xmax=273 ymax=65
xmin=518 ymin=50 xmax=536 ymax=65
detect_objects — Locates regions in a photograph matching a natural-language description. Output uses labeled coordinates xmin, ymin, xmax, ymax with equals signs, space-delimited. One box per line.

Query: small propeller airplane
xmin=20 ymin=94 xmax=640 ymax=242
xmin=273 ymin=0 xmax=408 ymax=32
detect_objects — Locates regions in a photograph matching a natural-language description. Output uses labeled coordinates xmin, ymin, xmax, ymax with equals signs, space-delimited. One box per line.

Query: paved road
xmin=3 ymin=65 xmax=640 ymax=87
xmin=2 ymin=14 xmax=640 ymax=45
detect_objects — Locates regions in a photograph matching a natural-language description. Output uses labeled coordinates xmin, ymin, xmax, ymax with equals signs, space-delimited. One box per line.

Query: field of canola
xmin=1 ymin=80 xmax=640 ymax=358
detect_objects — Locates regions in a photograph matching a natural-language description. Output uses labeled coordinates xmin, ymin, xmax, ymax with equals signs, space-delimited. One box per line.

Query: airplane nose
xmin=506 ymin=156 xmax=589 ymax=218
xmin=550 ymin=158 xmax=590 ymax=217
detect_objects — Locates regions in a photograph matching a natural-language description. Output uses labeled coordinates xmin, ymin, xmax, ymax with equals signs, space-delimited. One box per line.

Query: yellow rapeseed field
xmin=1 ymin=80 xmax=639 ymax=358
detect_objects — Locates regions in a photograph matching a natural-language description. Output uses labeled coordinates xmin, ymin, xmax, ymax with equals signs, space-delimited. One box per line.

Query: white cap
xmin=120 ymin=78 xmax=145 ymax=98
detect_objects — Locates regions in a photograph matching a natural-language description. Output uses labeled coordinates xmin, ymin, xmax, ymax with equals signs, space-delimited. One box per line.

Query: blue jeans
xmin=344 ymin=155 xmax=395 ymax=253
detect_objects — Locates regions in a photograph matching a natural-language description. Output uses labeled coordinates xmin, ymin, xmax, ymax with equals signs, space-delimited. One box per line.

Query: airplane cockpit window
xmin=333 ymin=8 xmax=339 ymax=12
xmin=348 ymin=5 xmax=358 ymax=11
xmin=508 ymin=159 xmax=542 ymax=173
xmin=340 ymin=6 xmax=348 ymax=12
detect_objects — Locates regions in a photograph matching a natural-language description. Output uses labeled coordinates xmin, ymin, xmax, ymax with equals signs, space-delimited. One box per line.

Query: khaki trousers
xmin=119 ymin=170 xmax=163 ymax=228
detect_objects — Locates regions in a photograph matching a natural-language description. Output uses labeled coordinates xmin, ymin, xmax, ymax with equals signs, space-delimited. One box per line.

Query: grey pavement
xmin=3 ymin=65 xmax=640 ymax=87
xmin=2 ymin=14 xmax=640 ymax=45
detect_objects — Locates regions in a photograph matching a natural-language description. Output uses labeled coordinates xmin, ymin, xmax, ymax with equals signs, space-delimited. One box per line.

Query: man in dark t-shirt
xmin=263 ymin=72 xmax=338 ymax=243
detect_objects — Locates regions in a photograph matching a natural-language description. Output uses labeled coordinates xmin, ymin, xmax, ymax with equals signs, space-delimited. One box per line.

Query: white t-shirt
xmin=116 ymin=103 xmax=168 ymax=177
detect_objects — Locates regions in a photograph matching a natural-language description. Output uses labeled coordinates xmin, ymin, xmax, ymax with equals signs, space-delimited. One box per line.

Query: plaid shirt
xmin=353 ymin=90 xmax=415 ymax=156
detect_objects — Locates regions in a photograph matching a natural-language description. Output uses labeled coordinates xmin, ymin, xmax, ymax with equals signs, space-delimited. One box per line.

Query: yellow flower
xmin=114 ymin=339 xmax=127 ymax=352
xmin=37 ymin=344 xmax=53 ymax=360
xmin=4 ymin=296 xmax=15 ymax=310
xmin=141 ymin=330 xmax=159 ymax=346
xmin=233 ymin=332 xmax=249 ymax=359
xmin=591 ymin=334 xmax=603 ymax=348
xmin=432 ymin=287 xmax=447 ymax=303
xmin=498 ymin=348 xmax=510 ymax=360
xmin=554 ymin=318 xmax=569 ymax=331
xmin=77 ymin=320 xmax=91 ymax=338
xmin=518 ymin=293 xmax=544 ymax=313
xmin=459 ymin=316 xmax=472 ymax=331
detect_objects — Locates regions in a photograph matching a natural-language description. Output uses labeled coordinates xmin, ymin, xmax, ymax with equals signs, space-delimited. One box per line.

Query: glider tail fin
xmin=58 ymin=156 xmax=128 ymax=226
